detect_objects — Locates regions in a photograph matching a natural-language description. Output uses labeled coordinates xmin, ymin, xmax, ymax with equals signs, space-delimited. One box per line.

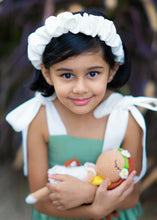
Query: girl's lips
xmin=69 ymin=96 xmax=93 ymax=106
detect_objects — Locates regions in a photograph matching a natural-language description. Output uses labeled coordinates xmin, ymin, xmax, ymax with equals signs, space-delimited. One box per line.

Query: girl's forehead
xmin=51 ymin=51 xmax=108 ymax=70
xmin=57 ymin=50 xmax=104 ymax=64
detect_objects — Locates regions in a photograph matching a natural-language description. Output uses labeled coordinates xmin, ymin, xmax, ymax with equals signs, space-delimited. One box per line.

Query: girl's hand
xmin=91 ymin=171 xmax=136 ymax=219
xmin=47 ymin=174 xmax=97 ymax=210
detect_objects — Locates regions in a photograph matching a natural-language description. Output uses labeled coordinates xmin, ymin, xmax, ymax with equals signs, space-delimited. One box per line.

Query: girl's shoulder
xmin=28 ymin=105 xmax=49 ymax=143
xmin=30 ymin=105 xmax=46 ymax=126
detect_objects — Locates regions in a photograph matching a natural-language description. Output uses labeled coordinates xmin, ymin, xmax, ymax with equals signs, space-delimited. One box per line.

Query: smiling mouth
xmin=69 ymin=96 xmax=94 ymax=106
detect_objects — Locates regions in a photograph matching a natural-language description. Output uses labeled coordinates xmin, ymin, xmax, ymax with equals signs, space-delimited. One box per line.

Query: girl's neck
xmin=52 ymin=90 xmax=113 ymax=139
xmin=53 ymin=89 xmax=113 ymax=121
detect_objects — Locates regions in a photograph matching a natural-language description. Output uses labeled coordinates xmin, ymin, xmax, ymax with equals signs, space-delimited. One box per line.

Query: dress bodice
xmin=48 ymin=135 xmax=103 ymax=168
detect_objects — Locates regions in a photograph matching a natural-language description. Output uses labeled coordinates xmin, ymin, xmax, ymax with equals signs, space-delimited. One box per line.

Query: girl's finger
xmin=46 ymin=183 xmax=57 ymax=191
xmin=52 ymin=200 xmax=61 ymax=206
xmin=114 ymin=170 xmax=136 ymax=195
xmin=98 ymin=178 xmax=110 ymax=191
xmin=49 ymin=174 xmax=69 ymax=182
xmin=56 ymin=206 xmax=66 ymax=211
xmin=52 ymin=201 xmax=65 ymax=211
xmin=123 ymin=170 xmax=136 ymax=188
xmin=121 ymin=181 xmax=134 ymax=199
xmin=49 ymin=191 xmax=57 ymax=200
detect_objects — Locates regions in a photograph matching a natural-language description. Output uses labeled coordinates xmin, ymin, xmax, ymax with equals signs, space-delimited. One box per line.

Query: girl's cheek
xmin=95 ymin=83 xmax=107 ymax=94
xmin=54 ymin=85 xmax=71 ymax=98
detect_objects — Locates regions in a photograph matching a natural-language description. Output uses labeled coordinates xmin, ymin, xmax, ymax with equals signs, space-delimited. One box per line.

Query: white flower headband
xmin=27 ymin=11 xmax=125 ymax=70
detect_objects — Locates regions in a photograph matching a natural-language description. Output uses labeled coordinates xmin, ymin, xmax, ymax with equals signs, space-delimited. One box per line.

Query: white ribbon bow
xmin=94 ymin=95 xmax=157 ymax=118
xmin=6 ymin=92 xmax=56 ymax=132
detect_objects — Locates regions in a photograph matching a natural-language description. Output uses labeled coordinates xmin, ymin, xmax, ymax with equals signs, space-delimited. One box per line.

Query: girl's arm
xmin=115 ymin=112 xmax=143 ymax=210
xmin=77 ymin=112 xmax=142 ymax=218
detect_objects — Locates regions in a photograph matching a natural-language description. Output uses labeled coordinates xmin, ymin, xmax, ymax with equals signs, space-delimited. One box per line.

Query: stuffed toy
xmin=25 ymin=148 xmax=135 ymax=220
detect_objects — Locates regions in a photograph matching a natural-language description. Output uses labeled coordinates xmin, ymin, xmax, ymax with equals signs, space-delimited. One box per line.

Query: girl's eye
xmin=61 ymin=73 xmax=74 ymax=79
xmin=88 ymin=71 xmax=99 ymax=78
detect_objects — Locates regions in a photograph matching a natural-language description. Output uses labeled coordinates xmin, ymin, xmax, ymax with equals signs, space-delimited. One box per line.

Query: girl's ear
xmin=107 ymin=62 xmax=120 ymax=83
xmin=40 ymin=64 xmax=53 ymax=86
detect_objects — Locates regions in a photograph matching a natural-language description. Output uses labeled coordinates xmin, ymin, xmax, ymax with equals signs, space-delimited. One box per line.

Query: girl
xmin=6 ymin=9 xmax=157 ymax=220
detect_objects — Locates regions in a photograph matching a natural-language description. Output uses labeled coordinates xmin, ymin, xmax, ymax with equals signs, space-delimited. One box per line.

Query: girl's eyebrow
xmin=88 ymin=66 xmax=104 ymax=70
xmin=56 ymin=68 xmax=73 ymax=71
xmin=56 ymin=66 xmax=104 ymax=71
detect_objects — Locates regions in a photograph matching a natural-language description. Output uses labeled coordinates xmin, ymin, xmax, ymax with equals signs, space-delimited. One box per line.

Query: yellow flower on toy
xmin=119 ymin=168 xmax=129 ymax=179
xmin=121 ymin=149 xmax=131 ymax=158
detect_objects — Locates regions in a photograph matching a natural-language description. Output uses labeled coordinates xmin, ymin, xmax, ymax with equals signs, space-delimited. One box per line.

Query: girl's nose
xmin=73 ymin=78 xmax=89 ymax=94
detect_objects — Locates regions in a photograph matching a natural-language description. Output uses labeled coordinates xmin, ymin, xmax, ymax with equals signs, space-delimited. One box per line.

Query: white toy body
xmin=25 ymin=162 xmax=96 ymax=204
xmin=48 ymin=163 xmax=95 ymax=183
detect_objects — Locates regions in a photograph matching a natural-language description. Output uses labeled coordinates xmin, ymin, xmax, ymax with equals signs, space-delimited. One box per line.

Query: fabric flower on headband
xmin=27 ymin=11 xmax=125 ymax=70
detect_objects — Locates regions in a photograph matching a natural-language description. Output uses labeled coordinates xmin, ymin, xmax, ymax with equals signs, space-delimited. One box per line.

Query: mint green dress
xmin=6 ymin=92 xmax=157 ymax=219
xmin=31 ymin=135 xmax=143 ymax=220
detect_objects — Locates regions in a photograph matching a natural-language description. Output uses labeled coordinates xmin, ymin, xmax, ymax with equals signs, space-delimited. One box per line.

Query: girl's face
xmin=41 ymin=50 xmax=119 ymax=116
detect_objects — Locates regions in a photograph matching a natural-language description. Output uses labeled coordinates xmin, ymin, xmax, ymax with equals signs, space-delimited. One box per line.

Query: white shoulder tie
xmin=5 ymin=92 xmax=56 ymax=176
xmin=94 ymin=95 xmax=157 ymax=118
xmin=94 ymin=95 xmax=157 ymax=183
xmin=5 ymin=92 xmax=56 ymax=132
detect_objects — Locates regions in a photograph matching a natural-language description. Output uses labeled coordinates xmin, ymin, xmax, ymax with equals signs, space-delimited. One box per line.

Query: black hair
xmin=30 ymin=9 xmax=131 ymax=97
